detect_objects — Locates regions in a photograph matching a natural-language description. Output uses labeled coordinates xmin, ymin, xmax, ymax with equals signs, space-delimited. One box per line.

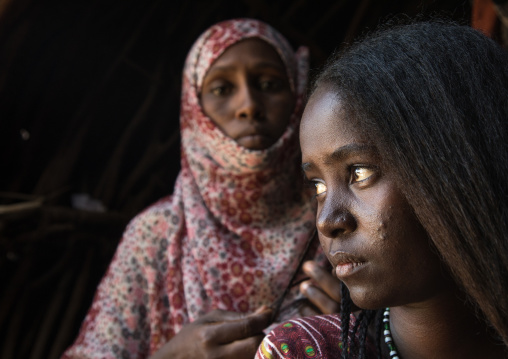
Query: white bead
xmin=384 ymin=308 xmax=399 ymax=358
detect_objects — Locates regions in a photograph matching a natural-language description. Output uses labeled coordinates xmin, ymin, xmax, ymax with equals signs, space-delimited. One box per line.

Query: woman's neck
xmin=388 ymin=291 xmax=505 ymax=359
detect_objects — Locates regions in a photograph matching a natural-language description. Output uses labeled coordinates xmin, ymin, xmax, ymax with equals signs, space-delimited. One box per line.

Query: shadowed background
xmin=0 ymin=1 xmax=472 ymax=358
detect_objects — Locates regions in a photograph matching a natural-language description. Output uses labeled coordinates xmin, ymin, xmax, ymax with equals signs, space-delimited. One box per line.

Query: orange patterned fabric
xmin=62 ymin=19 xmax=318 ymax=359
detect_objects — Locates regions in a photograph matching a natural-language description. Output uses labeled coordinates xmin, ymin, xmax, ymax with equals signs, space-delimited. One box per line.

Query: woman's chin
xmin=347 ymin=286 xmax=388 ymax=311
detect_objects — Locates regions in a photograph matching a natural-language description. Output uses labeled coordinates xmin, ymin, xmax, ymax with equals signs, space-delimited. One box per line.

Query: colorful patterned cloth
xmin=62 ymin=19 xmax=319 ymax=359
xmin=256 ymin=314 xmax=380 ymax=359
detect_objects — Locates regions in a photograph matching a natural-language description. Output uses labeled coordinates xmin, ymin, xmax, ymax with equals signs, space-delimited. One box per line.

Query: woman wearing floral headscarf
xmin=62 ymin=19 xmax=335 ymax=359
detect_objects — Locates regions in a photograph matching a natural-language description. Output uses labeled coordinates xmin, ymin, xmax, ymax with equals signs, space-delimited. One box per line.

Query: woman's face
xmin=200 ymin=38 xmax=295 ymax=150
xmin=300 ymin=84 xmax=447 ymax=309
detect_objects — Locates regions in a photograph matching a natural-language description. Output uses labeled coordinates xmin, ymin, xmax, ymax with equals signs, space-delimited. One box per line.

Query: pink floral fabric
xmin=62 ymin=18 xmax=317 ymax=359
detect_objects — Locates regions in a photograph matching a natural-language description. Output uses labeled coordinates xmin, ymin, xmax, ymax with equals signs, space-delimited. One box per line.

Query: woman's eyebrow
xmin=205 ymin=66 xmax=236 ymax=75
xmin=253 ymin=61 xmax=286 ymax=71
xmin=207 ymin=62 xmax=285 ymax=74
xmin=325 ymin=143 xmax=375 ymax=164
xmin=301 ymin=143 xmax=376 ymax=172
xmin=301 ymin=162 xmax=313 ymax=172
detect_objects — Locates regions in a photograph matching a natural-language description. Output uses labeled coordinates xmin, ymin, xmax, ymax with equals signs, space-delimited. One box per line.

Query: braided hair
xmin=338 ymin=282 xmax=381 ymax=359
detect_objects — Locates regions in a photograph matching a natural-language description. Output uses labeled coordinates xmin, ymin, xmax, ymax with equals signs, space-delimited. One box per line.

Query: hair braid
xmin=358 ymin=310 xmax=377 ymax=358
xmin=349 ymin=309 xmax=365 ymax=355
xmin=340 ymin=282 xmax=351 ymax=359
xmin=374 ymin=309 xmax=384 ymax=359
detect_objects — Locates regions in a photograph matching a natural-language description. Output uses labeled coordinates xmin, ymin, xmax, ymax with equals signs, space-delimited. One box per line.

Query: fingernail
xmin=303 ymin=261 xmax=315 ymax=273
xmin=300 ymin=281 xmax=310 ymax=292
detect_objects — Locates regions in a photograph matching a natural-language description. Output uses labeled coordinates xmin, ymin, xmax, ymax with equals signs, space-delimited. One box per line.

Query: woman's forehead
xmin=205 ymin=39 xmax=287 ymax=75
xmin=186 ymin=19 xmax=296 ymax=91
xmin=301 ymin=85 xmax=374 ymax=154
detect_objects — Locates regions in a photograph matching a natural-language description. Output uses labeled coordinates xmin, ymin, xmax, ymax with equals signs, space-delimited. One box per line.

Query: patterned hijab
xmin=172 ymin=18 xmax=315 ymax=321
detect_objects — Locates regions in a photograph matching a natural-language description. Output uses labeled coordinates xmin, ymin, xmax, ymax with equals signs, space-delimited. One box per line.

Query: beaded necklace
xmin=383 ymin=308 xmax=400 ymax=359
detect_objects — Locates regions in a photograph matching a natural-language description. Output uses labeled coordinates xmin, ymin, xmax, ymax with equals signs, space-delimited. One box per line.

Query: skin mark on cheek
xmin=376 ymin=206 xmax=393 ymax=241
xmin=377 ymin=221 xmax=387 ymax=241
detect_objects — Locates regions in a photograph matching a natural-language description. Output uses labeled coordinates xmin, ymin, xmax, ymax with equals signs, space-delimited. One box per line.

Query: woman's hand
xmin=299 ymin=260 xmax=343 ymax=314
xmin=151 ymin=306 xmax=272 ymax=359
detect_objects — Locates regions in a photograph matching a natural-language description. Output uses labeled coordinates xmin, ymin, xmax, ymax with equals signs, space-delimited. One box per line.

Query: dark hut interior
xmin=0 ymin=0 xmax=483 ymax=358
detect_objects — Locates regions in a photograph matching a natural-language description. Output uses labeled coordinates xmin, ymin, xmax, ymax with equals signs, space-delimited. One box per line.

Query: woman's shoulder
xmin=257 ymin=314 xmax=343 ymax=359
xmin=257 ymin=313 xmax=378 ymax=359
xmin=125 ymin=194 xmax=183 ymax=236
xmin=114 ymin=194 xmax=185 ymax=262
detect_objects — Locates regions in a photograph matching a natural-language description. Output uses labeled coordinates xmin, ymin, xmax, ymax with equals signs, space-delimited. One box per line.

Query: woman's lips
xmin=331 ymin=252 xmax=366 ymax=279
xmin=335 ymin=261 xmax=366 ymax=278
xmin=236 ymin=134 xmax=273 ymax=150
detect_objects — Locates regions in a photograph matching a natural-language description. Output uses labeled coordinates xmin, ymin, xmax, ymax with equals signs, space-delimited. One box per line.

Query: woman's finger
xmin=194 ymin=309 xmax=249 ymax=324
xmin=302 ymin=261 xmax=342 ymax=301
xmin=194 ymin=305 xmax=272 ymax=324
xmin=297 ymin=299 xmax=321 ymax=317
xmin=300 ymin=281 xmax=341 ymax=314
xmin=206 ymin=307 xmax=273 ymax=344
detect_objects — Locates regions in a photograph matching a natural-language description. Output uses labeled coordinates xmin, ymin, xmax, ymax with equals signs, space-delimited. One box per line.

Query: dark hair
xmin=314 ymin=21 xmax=508 ymax=356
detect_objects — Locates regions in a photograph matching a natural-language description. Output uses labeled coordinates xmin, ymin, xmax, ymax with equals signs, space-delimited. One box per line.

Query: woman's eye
xmin=259 ymin=79 xmax=281 ymax=92
xmin=351 ymin=166 xmax=376 ymax=183
xmin=210 ymin=85 xmax=232 ymax=96
xmin=315 ymin=182 xmax=327 ymax=195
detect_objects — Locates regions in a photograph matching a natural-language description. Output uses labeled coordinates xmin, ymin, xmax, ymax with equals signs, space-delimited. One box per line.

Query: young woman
xmin=61 ymin=19 xmax=339 ymax=359
xmin=256 ymin=21 xmax=508 ymax=358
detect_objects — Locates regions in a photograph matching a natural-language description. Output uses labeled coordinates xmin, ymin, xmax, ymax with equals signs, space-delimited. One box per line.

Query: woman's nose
xmin=316 ymin=195 xmax=357 ymax=238
xmin=235 ymin=85 xmax=263 ymax=120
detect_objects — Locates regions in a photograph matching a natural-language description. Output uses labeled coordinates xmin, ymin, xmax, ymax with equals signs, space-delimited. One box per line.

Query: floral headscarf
xmin=62 ymin=18 xmax=316 ymax=358
xmin=177 ymin=17 xmax=314 ymax=318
